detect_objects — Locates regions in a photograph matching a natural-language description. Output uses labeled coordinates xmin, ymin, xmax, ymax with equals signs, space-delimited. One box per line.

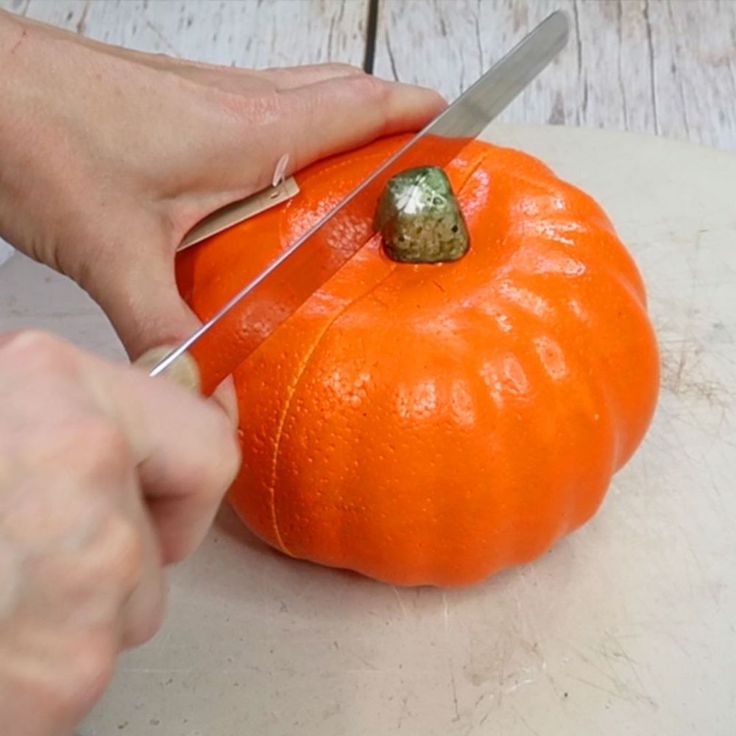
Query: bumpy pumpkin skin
xmin=176 ymin=134 xmax=659 ymax=587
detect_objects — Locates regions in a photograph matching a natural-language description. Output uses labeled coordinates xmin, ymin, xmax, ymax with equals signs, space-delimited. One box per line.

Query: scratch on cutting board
xmin=503 ymin=675 xmax=537 ymax=694
xmin=494 ymin=638 xmax=510 ymax=706
xmin=392 ymin=585 xmax=410 ymax=619
xmin=511 ymin=704 xmax=542 ymax=736
xmin=442 ymin=591 xmax=450 ymax=632
xmin=397 ymin=694 xmax=410 ymax=730
xmin=347 ymin=651 xmax=378 ymax=671
xmin=676 ymin=524 xmax=722 ymax=606
xmin=598 ymin=631 xmax=652 ymax=702
xmin=121 ymin=667 xmax=195 ymax=675
xmin=571 ymin=644 xmax=657 ymax=708
xmin=658 ymin=227 xmax=732 ymax=407
xmin=570 ymin=675 xmax=634 ymax=702
xmin=121 ymin=665 xmax=264 ymax=676
xmin=450 ymin=670 xmax=461 ymax=722
xmin=660 ymin=340 xmax=730 ymax=407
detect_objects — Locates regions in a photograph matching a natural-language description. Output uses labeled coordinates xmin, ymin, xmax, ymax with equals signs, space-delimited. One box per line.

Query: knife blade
xmin=146 ymin=11 xmax=569 ymax=395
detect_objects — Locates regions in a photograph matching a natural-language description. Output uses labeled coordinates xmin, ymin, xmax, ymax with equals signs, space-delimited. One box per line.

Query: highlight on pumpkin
xmin=375 ymin=166 xmax=470 ymax=263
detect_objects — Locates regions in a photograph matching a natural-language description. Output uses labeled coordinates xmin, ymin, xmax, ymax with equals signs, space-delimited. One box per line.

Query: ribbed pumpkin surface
xmin=176 ymin=134 xmax=659 ymax=586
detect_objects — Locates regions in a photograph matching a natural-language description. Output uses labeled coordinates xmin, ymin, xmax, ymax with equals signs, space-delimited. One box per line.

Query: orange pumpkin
xmin=176 ymin=134 xmax=659 ymax=587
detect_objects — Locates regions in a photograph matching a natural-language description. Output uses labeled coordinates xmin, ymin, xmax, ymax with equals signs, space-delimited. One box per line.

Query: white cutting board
xmin=1 ymin=125 xmax=734 ymax=736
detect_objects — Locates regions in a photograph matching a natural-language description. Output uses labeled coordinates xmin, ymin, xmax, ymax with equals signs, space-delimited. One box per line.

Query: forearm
xmin=0 ymin=9 xmax=30 ymax=184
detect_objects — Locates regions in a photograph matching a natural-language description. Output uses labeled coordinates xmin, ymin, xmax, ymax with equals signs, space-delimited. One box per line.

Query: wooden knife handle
xmin=134 ymin=345 xmax=201 ymax=394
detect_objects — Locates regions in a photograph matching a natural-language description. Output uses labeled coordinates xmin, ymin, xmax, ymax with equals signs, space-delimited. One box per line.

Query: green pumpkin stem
xmin=375 ymin=166 xmax=470 ymax=264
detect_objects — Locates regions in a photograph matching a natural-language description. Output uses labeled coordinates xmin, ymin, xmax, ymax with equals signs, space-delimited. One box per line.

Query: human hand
xmin=0 ymin=10 xmax=445 ymax=360
xmin=0 ymin=331 xmax=240 ymax=736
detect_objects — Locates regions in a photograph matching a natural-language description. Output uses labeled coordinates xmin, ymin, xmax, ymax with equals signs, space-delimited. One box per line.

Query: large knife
xmin=140 ymin=11 xmax=569 ymax=395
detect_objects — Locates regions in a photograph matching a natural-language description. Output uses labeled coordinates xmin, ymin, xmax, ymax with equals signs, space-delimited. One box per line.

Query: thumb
xmin=84 ymin=236 xmax=239 ymax=419
xmin=88 ymin=248 xmax=199 ymax=362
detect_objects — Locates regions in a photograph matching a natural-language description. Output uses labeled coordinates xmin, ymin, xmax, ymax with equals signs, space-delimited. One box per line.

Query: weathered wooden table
xmin=5 ymin=0 xmax=736 ymax=150
xmin=1 ymin=3 xmax=735 ymax=736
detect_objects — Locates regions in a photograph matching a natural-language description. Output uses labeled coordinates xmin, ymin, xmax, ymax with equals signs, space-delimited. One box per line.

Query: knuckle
xmin=324 ymin=61 xmax=362 ymax=75
xmin=15 ymin=418 xmax=132 ymax=531
xmin=224 ymin=86 xmax=283 ymax=122
xmin=346 ymin=73 xmax=390 ymax=101
xmin=0 ymin=330 xmax=75 ymax=373
xmin=38 ymin=514 xmax=144 ymax=601
xmin=95 ymin=515 xmax=145 ymax=590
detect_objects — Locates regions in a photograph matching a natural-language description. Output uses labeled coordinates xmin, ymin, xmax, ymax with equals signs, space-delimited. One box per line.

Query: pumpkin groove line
xmin=267 ymin=240 xmax=399 ymax=556
xmin=267 ymin=325 xmax=323 ymax=556
xmin=452 ymin=149 xmax=492 ymax=199
xmin=262 ymin=156 xmax=389 ymax=554
xmin=266 ymin=153 xmax=492 ymax=555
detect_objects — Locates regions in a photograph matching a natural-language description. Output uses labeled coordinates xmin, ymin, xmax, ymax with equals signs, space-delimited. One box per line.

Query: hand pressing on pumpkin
xmin=0 ymin=331 xmax=240 ymax=736
xmin=0 ymin=9 xmax=445 ymax=361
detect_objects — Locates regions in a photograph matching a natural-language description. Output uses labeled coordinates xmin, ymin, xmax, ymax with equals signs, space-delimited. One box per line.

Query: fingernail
xmin=272 ymin=153 xmax=290 ymax=188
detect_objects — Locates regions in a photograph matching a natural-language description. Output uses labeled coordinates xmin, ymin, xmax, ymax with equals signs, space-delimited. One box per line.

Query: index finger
xmin=277 ymin=75 xmax=447 ymax=173
xmin=88 ymin=356 xmax=242 ymax=564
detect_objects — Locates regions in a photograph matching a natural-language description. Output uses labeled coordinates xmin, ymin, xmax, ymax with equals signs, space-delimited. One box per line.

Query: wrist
xmin=0 ymin=8 xmax=24 ymax=45
xmin=0 ymin=11 xmax=72 ymax=266
xmin=0 ymin=11 xmax=38 ymax=256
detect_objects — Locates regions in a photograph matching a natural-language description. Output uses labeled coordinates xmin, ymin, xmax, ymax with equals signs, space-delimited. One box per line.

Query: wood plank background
xmin=3 ymin=0 xmax=368 ymax=66
xmin=3 ymin=0 xmax=735 ymax=151
xmin=375 ymin=0 xmax=736 ymax=150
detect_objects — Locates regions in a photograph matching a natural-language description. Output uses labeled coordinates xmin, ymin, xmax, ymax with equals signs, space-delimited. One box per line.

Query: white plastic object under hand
xmin=0 ymin=238 xmax=13 ymax=267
